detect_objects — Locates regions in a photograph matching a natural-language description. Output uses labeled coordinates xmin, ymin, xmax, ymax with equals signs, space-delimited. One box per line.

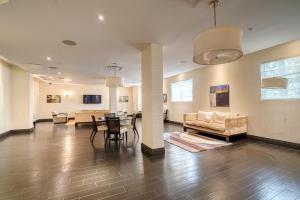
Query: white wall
xmin=38 ymin=82 xmax=134 ymax=119
xmin=38 ymin=82 xmax=110 ymax=118
xmin=0 ymin=60 xmax=12 ymax=134
xmin=164 ymin=39 xmax=300 ymax=144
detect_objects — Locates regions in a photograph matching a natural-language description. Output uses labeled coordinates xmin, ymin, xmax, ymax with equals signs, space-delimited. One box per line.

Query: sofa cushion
xmin=208 ymin=122 xmax=225 ymax=131
xmin=213 ymin=112 xmax=233 ymax=124
xmin=185 ymin=120 xmax=211 ymax=129
xmin=197 ymin=111 xmax=214 ymax=122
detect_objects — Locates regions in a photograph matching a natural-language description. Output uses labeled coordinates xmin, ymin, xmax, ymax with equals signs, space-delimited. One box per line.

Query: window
xmin=260 ymin=56 xmax=300 ymax=100
xmin=171 ymin=79 xmax=193 ymax=102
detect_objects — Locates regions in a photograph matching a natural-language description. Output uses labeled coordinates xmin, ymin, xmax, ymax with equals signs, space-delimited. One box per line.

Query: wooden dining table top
xmin=97 ymin=116 xmax=132 ymax=125
xmin=97 ymin=116 xmax=132 ymax=121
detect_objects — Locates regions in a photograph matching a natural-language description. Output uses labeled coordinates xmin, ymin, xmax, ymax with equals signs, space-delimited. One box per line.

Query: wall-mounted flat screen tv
xmin=83 ymin=95 xmax=101 ymax=104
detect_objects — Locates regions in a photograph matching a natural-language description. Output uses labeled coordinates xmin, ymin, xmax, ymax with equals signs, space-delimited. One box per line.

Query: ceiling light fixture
xmin=261 ymin=77 xmax=288 ymax=89
xmin=63 ymin=78 xmax=72 ymax=82
xmin=47 ymin=56 xmax=52 ymax=61
xmin=0 ymin=0 xmax=9 ymax=6
xmin=193 ymin=0 xmax=243 ymax=65
xmin=98 ymin=15 xmax=104 ymax=21
xmin=57 ymin=72 xmax=62 ymax=75
xmin=105 ymin=63 xmax=124 ymax=87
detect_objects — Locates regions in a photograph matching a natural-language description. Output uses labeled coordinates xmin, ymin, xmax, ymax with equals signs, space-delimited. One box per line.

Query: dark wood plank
xmin=0 ymin=119 xmax=299 ymax=200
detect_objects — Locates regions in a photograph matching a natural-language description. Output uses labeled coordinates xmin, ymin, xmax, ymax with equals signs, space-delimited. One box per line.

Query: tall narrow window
xmin=171 ymin=79 xmax=193 ymax=102
xmin=260 ymin=56 xmax=300 ymax=100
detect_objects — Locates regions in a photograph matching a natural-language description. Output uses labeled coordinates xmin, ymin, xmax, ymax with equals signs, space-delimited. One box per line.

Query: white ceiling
xmin=0 ymin=0 xmax=300 ymax=84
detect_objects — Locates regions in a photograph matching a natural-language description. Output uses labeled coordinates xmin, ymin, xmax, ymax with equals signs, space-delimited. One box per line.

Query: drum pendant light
xmin=105 ymin=64 xmax=124 ymax=87
xmin=193 ymin=0 xmax=243 ymax=65
xmin=261 ymin=77 xmax=288 ymax=89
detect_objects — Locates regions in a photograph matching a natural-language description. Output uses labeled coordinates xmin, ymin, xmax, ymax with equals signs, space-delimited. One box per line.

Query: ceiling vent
xmin=63 ymin=40 xmax=77 ymax=46
xmin=48 ymin=66 xmax=58 ymax=70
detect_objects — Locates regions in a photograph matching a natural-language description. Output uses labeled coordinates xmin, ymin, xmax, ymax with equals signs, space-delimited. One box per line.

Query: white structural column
xmin=131 ymin=86 xmax=139 ymax=113
xmin=11 ymin=66 xmax=34 ymax=130
xmin=109 ymin=87 xmax=117 ymax=113
xmin=141 ymin=43 xmax=164 ymax=155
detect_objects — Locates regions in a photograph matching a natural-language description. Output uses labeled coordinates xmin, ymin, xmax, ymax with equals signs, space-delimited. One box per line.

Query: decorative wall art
xmin=119 ymin=96 xmax=129 ymax=103
xmin=47 ymin=95 xmax=62 ymax=103
xmin=210 ymin=84 xmax=230 ymax=107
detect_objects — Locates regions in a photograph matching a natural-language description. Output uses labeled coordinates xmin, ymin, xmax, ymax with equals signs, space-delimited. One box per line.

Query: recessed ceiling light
xmin=64 ymin=78 xmax=72 ymax=82
xmin=57 ymin=72 xmax=62 ymax=75
xmin=47 ymin=56 xmax=52 ymax=61
xmin=98 ymin=15 xmax=104 ymax=21
xmin=62 ymin=40 xmax=77 ymax=46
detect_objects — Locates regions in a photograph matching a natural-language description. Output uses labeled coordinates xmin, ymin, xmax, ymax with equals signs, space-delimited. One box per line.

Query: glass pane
xmin=261 ymin=56 xmax=300 ymax=100
xmin=171 ymin=79 xmax=193 ymax=102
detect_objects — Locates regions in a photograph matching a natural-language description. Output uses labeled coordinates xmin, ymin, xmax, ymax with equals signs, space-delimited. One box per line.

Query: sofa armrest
xmin=183 ymin=113 xmax=197 ymax=124
xmin=225 ymin=116 xmax=248 ymax=134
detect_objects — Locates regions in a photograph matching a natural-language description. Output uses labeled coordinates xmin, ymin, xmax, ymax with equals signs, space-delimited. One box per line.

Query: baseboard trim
xmin=248 ymin=135 xmax=300 ymax=150
xmin=35 ymin=118 xmax=53 ymax=123
xmin=167 ymin=120 xmax=183 ymax=125
xmin=11 ymin=128 xmax=34 ymax=134
xmin=0 ymin=130 xmax=11 ymax=138
xmin=141 ymin=143 xmax=165 ymax=156
xmin=0 ymin=128 xmax=34 ymax=139
xmin=34 ymin=117 xmax=75 ymax=123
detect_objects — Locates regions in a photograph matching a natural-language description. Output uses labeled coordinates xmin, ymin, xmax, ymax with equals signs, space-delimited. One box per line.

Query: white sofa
xmin=75 ymin=110 xmax=110 ymax=127
xmin=51 ymin=111 xmax=68 ymax=124
xmin=183 ymin=111 xmax=248 ymax=141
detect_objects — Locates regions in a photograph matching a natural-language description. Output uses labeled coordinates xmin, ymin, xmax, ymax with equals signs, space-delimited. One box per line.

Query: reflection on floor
xmin=0 ymin=120 xmax=299 ymax=200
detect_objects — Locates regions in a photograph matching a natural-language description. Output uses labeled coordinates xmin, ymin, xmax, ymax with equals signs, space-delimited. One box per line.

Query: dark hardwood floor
xmin=0 ymin=120 xmax=299 ymax=200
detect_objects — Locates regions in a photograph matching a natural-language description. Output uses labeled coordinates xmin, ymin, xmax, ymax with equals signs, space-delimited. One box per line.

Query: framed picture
xmin=119 ymin=96 xmax=129 ymax=103
xmin=47 ymin=95 xmax=61 ymax=103
xmin=163 ymin=93 xmax=167 ymax=103
xmin=210 ymin=84 xmax=229 ymax=107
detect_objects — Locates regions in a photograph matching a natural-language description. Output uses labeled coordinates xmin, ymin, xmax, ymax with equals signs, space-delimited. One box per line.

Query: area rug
xmin=164 ymin=132 xmax=232 ymax=153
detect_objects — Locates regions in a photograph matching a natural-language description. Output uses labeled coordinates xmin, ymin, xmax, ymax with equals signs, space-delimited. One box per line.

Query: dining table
xmin=98 ymin=116 xmax=132 ymax=141
xmin=97 ymin=116 xmax=132 ymax=126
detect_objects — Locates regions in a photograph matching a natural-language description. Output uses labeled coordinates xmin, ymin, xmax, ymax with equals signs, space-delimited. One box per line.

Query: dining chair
xmin=90 ymin=115 xmax=107 ymax=143
xmin=105 ymin=117 xmax=128 ymax=145
xmin=105 ymin=113 xmax=116 ymax=118
xmin=116 ymin=111 xmax=124 ymax=117
xmin=123 ymin=114 xmax=139 ymax=137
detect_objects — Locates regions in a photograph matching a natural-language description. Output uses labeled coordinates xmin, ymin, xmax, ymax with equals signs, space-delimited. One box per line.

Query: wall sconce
xmin=64 ymin=91 xmax=71 ymax=97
